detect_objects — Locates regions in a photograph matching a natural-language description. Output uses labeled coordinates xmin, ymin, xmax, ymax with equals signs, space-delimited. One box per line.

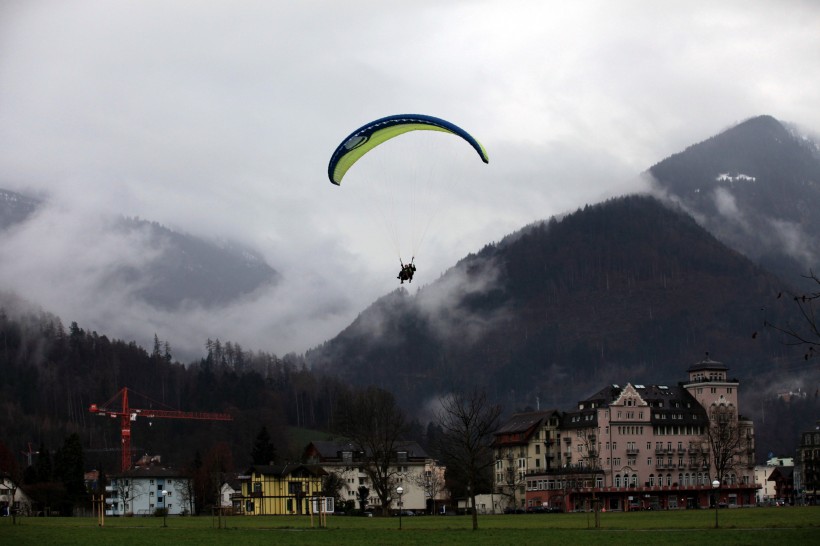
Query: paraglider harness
xmin=398 ymin=258 xmax=416 ymax=284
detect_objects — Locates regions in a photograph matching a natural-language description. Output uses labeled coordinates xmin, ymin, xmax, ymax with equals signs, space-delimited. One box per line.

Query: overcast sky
xmin=1 ymin=1 xmax=819 ymax=360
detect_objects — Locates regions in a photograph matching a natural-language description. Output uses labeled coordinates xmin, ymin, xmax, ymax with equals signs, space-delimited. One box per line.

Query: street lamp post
xmin=161 ymin=489 xmax=168 ymax=527
xmin=711 ymin=479 xmax=720 ymax=529
xmin=396 ymin=486 xmax=404 ymax=530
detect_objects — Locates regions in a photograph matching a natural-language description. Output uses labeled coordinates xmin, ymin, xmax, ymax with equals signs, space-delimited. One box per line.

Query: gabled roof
xmin=495 ymin=410 xmax=561 ymax=435
xmin=582 ymin=385 xmax=622 ymax=406
xmin=303 ymin=440 xmax=429 ymax=462
xmin=574 ymin=382 xmax=708 ymax=424
xmin=245 ymin=463 xmax=327 ymax=479
xmin=767 ymin=466 xmax=794 ymax=481
xmin=493 ymin=409 xmax=561 ymax=446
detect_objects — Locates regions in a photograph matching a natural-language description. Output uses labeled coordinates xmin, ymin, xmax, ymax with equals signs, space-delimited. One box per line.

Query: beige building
xmin=494 ymin=357 xmax=758 ymax=511
xmin=303 ymin=440 xmax=446 ymax=513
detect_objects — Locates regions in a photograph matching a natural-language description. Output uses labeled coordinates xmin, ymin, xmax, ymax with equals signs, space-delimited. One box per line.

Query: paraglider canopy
xmin=327 ymin=114 xmax=489 ymax=185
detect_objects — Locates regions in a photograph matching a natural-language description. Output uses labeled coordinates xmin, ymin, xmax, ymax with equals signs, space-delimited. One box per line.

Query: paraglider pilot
xmin=398 ymin=260 xmax=416 ymax=284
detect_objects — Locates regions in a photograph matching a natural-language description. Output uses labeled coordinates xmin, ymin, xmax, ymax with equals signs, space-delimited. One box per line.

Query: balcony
xmin=626 ymin=448 xmax=640 ymax=455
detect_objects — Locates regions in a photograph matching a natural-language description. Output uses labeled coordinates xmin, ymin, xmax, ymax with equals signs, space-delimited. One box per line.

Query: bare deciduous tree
xmin=436 ymin=387 xmax=501 ymax=530
xmin=334 ymin=386 xmax=408 ymax=515
xmin=703 ymin=403 xmax=752 ymax=488
xmin=409 ymin=460 xmax=446 ymax=514
xmin=495 ymin=445 xmax=528 ymax=511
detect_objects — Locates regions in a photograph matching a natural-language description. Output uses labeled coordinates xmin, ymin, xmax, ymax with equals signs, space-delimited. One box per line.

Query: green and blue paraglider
xmin=328 ymin=114 xmax=488 ymax=186
xmin=328 ymin=114 xmax=488 ymax=283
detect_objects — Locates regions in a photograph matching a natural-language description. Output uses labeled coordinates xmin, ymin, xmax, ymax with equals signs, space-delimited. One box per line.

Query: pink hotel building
xmin=493 ymin=356 xmax=758 ymax=512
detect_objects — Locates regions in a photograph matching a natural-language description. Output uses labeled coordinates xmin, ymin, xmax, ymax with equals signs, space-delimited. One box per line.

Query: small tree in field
xmin=436 ymin=387 xmax=501 ymax=530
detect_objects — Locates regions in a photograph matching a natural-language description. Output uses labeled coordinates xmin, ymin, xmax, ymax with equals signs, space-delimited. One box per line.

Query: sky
xmin=1 ymin=0 xmax=819 ymax=361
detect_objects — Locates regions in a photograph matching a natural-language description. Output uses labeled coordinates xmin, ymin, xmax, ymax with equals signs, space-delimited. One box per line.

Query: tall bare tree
xmin=703 ymin=403 xmax=752 ymax=488
xmin=495 ymin=445 xmax=528 ymax=511
xmin=435 ymin=387 xmax=501 ymax=530
xmin=334 ymin=386 xmax=408 ymax=515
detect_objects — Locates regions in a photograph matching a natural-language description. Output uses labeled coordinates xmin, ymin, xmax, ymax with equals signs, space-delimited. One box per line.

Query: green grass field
xmin=2 ymin=507 xmax=818 ymax=546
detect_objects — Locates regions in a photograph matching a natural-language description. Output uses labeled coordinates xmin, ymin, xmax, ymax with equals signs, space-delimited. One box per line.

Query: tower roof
xmin=687 ymin=353 xmax=728 ymax=373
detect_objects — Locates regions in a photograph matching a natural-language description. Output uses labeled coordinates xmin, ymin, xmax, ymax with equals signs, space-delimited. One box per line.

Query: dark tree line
xmin=0 ymin=307 xmax=349 ymax=483
xmin=0 ymin=304 xmax=507 ymax=518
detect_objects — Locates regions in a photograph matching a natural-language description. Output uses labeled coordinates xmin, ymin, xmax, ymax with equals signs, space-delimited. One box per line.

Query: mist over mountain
xmin=1 ymin=115 xmax=818 ymax=467
xmin=308 ymin=195 xmax=804 ymax=412
xmin=0 ymin=188 xmax=39 ymax=230
xmin=112 ymin=218 xmax=278 ymax=310
xmin=648 ymin=115 xmax=820 ymax=289
xmin=307 ymin=115 xmax=820 ymax=433
xmin=0 ymin=189 xmax=278 ymax=311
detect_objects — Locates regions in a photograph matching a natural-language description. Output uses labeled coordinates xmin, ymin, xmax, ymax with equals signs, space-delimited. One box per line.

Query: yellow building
xmin=240 ymin=464 xmax=327 ymax=515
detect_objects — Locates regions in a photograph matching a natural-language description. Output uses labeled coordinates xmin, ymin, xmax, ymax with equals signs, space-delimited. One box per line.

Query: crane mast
xmin=89 ymin=387 xmax=232 ymax=472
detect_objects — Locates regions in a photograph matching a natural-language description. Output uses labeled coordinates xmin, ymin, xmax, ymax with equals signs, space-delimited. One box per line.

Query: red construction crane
xmin=89 ymin=387 xmax=233 ymax=472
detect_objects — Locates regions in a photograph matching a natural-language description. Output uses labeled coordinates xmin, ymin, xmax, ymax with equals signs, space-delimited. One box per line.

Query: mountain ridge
xmin=649 ymin=114 xmax=820 ymax=289
xmin=308 ymin=114 xmax=820 ymax=419
xmin=308 ymin=194 xmax=798 ymax=413
xmin=0 ymin=191 xmax=278 ymax=310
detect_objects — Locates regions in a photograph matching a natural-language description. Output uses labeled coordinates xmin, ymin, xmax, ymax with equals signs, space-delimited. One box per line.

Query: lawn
xmin=2 ymin=506 xmax=818 ymax=546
